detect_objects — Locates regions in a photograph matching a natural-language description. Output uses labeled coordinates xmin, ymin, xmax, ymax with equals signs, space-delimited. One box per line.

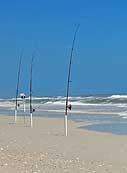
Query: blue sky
xmin=0 ymin=0 xmax=127 ymax=97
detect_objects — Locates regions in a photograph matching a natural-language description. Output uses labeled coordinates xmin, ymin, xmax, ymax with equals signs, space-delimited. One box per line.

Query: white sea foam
xmin=118 ymin=111 xmax=127 ymax=119
xmin=108 ymin=95 xmax=127 ymax=99
xmin=117 ymin=104 xmax=127 ymax=108
xmin=45 ymin=101 xmax=57 ymax=105
xmin=118 ymin=112 xmax=127 ymax=116
xmin=45 ymin=100 xmax=97 ymax=106
xmin=0 ymin=101 xmax=14 ymax=108
xmin=122 ymin=116 xmax=127 ymax=119
xmin=44 ymin=100 xmax=123 ymax=107
xmin=45 ymin=101 xmax=65 ymax=105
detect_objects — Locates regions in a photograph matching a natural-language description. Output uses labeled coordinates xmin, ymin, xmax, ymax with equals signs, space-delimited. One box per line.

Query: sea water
xmin=1 ymin=94 xmax=127 ymax=135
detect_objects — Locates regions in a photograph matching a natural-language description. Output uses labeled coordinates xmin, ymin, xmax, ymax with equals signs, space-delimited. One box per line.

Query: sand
xmin=0 ymin=115 xmax=127 ymax=172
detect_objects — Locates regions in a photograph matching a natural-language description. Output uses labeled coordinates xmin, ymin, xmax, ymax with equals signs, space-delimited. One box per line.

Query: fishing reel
xmin=33 ymin=108 xmax=35 ymax=112
xmin=67 ymin=104 xmax=72 ymax=110
xmin=30 ymin=106 xmax=35 ymax=113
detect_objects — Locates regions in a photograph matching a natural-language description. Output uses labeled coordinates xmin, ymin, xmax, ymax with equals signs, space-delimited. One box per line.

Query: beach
xmin=0 ymin=0 xmax=127 ymax=172
xmin=0 ymin=115 xmax=127 ymax=172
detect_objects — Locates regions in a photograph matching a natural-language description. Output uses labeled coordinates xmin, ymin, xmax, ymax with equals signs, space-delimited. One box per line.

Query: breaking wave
xmin=1 ymin=94 xmax=127 ymax=115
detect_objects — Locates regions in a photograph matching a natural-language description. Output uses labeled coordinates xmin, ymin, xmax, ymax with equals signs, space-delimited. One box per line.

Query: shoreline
xmin=1 ymin=106 xmax=123 ymax=115
xmin=1 ymin=111 xmax=127 ymax=136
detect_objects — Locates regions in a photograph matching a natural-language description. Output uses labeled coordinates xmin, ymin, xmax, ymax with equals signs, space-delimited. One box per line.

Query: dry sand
xmin=0 ymin=114 xmax=127 ymax=172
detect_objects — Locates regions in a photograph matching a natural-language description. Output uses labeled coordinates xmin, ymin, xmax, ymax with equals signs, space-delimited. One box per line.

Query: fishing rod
xmin=15 ymin=51 xmax=23 ymax=123
xmin=65 ymin=25 xmax=80 ymax=136
xmin=29 ymin=55 xmax=35 ymax=127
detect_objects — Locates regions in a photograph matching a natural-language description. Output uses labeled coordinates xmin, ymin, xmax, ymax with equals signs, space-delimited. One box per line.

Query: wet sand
xmin=0 ymin=114 xmax=127 ymax=172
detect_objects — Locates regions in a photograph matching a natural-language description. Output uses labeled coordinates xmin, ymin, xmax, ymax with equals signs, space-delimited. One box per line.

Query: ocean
xmin=1 ymin=94 xmax=127 ymax=135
